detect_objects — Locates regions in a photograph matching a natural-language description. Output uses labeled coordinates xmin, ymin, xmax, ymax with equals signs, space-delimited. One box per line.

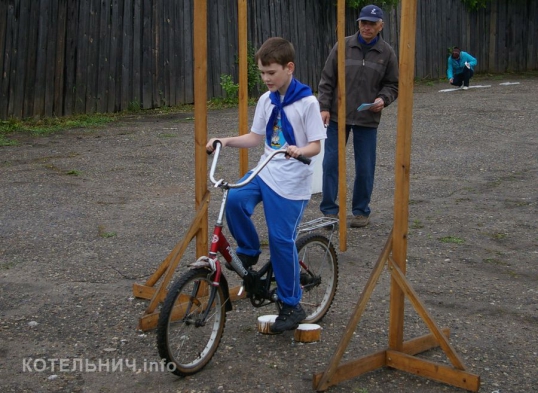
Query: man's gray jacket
xmin=318 ymin=31 xmax=399 ymax=128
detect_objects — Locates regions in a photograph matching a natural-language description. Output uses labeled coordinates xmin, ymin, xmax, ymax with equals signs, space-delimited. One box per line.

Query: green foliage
xmin=346 ymin=0 xmax=399 ymax=10
xmin=461 ymin=0 xmax=490 ymax=10
xmin=219 ymin=42 xmax=262 ymax=104
xmin=66 ymin=170 xmax=81 ymax=176
xmin=245 ymin=42 xmax=263 ymax=94
xmin=220 ymin=74 xmax=240 ymax=104
xmin=439 ymin=236 xmax=465 ymax=244
xmin=127 ymin=100 xmax=142 ymax=112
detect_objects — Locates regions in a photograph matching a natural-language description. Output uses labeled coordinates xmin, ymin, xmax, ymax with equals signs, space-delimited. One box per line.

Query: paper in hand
xmin=357 ymin=102 xmax=375 ymax=112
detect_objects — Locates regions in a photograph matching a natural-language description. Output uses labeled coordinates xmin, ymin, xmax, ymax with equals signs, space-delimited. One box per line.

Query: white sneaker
xmin=462 ymin=86 xmax=469 ymax=90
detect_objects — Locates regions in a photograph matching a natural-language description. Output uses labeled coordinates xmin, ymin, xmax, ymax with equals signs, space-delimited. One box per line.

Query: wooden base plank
xmin=313 ymin=350 xmax=386 ymax=390
xmin=387 ymin=350 xmax=480 ymax=392
xmin=313 ymin=329 xmax=450 ymax=390
xmin=132 ymin=283 xmax=159 ymax=301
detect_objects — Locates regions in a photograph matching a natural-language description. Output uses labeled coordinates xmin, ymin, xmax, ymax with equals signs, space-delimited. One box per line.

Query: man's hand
xmin=369 ymin=98 xmax=385 ymax=113
xmin=449 ymin=78 xmax=454 ymax=84
xmin=320 ymin=111 xmax=330 ymax=127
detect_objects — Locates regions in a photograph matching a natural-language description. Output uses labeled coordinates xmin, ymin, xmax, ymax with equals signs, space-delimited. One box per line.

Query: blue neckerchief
xmin=358 ymin=34 xmax=379 ymax=46
xmin=266 ymin=78 xmax=312 ymax=147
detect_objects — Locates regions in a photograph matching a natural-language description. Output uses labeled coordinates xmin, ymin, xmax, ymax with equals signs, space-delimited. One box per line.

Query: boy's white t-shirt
xmin=251 ymin=90 xmax=326 ymax=200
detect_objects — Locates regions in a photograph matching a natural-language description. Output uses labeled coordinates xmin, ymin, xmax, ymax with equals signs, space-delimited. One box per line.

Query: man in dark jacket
xmin=318 ymin=4 xmax=398 ymax=228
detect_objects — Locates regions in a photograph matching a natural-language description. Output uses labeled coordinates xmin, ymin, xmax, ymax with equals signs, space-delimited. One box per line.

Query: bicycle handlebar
xmin=208 ymin=140 xmax=311 ymax=189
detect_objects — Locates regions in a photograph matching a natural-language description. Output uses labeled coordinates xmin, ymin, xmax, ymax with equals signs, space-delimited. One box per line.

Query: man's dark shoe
xmin=350 ymin=215 xmax=369 ymax=228
xmin=270 ymin=303 xmax=306 ymax=333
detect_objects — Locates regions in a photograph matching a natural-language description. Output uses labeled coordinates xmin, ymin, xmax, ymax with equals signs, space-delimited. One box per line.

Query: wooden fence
xmin=1 ymin=0 xmax=537 ymax=120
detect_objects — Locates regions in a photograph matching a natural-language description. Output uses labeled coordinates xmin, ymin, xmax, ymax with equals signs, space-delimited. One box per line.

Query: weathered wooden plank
xmin=75 ymin=0 xmax=89 ymax=114
xmin=170 ymin=1 xmax=181 ymax=105
xmin=12 ymin=0 xmax=30 ymax=118
xmin=107 ymin=0 xmax=121 ymax=113
xmin=121 ymin=0 xmax=133 ymax=111
xmin=133 ymin=0 xmax=142 ymax=108
xmin=44 ymin=0 xmax=58 ymax=117
xmin=97 ymin=0 xmax=111 ymax=113
xmin=0 ymin=0 xmax=13 ymax=119
xmin=141 ymin=0 xmax=152 ymax=109
xmin=63 ymin=0 xmax=78 ymax=116
xmin=182 ymin=0 xmax=194 ymax=104
xmin=152 ymin=0 xmax=162 ymax=108
xmin=52 ymin=0 xmax=68 ymax=116
xmin=84 ymin=0 xmax=100 ymax=114
xmin=22 ymin=0 xmax=40 ymax=118
xmin=162 ymin=0 xmax=171 ymax=106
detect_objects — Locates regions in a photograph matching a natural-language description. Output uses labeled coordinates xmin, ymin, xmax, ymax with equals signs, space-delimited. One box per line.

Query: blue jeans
xmin=226 ymin=173 xmax=308 ymax=306
xmin=320 ymin=120 xmax=377 ymax=217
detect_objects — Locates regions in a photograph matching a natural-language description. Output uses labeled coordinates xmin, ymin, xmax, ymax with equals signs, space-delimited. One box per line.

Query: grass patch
xmin=0 ymin=261 xmax=17 ymax=270
xmin=66 ymin=170 xmax=81 ymax=176
xmin=438 ymin=236 xmax=465 ymax=244
xmin=490 ymin=232 xmax=507 ymax=240
xmin=1 ymin=114 xmax=116 ymax=135
xmin=98 ymin=225 xmax=117 ymax=238
xmin=0 ymin=134 xmax=18 ymax=147
xmin=483 ymin=258 xmax=507 ymax=266
xmin=0 ymin=98 xmax=253 ymax=146
xmin=410 ymin=219 xmax=424 ymax=229
xmin=0 ymin=113 xmax=118 ymax=145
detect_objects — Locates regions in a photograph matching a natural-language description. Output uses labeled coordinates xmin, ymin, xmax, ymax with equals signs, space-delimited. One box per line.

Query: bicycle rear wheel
xmin=156 ymin=268 xmax=226 ymax=376
xmin=296 ymin=233 xmax=338 ymax=323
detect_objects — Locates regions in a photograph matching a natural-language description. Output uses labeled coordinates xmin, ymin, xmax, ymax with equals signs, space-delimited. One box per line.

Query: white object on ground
xmin=439 ymin=85 xmax=491 ymax=92
xmin=257 ymin=315 xmax=278 ymax=334
xmin=294 ymin=323 xmax=322 ymax=342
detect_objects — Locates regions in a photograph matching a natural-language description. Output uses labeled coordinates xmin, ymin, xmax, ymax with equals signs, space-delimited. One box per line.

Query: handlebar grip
xmin=296 ymin=154 xmax=311 ymax=165
xmin=206 ymin=139 xmax=222 ymax=155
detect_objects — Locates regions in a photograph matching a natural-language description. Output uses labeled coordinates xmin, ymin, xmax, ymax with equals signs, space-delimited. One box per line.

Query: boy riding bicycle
xmin=206 ymin=37 xmax=326 ymax=333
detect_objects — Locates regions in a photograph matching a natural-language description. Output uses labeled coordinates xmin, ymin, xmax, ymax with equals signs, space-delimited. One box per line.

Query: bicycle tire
xmin=156 ymin=268 xmax=226 ymax=376
xmin=296 ymin=233 xmax=338 ymax=323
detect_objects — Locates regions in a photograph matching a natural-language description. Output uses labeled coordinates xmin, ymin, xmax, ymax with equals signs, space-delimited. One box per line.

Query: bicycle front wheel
xmin=156 ymin=268 xmax=227 ymax=376
xmin=296 ymin=233 xmax=338 ymax=323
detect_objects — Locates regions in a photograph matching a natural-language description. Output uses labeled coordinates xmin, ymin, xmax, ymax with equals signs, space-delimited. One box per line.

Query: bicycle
xmin=156 ymin=141 xmax=339 ymax=376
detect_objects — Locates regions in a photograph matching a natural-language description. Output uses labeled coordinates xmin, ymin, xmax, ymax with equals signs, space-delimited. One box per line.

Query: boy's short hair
xmin=255 ymin=37 xmax=295 ymax=67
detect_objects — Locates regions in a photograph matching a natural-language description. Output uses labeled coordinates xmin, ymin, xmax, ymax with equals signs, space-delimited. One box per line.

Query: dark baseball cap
xmin=357 ymin=4 xmax=384 ymax=22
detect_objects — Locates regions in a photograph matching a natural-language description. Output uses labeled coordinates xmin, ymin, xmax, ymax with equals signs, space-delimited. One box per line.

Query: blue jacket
xmin=447 ymin=51 xmax=477 ymax=79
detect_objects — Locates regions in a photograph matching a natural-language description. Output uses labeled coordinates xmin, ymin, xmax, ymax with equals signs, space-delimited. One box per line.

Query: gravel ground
xmin=1 ymin=76 xmax=537 ymax=393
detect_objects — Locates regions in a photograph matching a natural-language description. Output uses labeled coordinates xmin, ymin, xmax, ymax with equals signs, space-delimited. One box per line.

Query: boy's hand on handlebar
xmin=285 ymin=146 xmax=302 ymax=159
xmin=206 ymin=138 xmax=222 ymax=154
xmin=285 ymin=146 xmax=311 ymax=165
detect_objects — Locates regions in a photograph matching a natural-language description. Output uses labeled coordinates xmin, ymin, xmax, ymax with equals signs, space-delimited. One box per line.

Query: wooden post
xmin=237 ymin=0 xmax=249 ymax=176
xmin=193 ymin=0 xmax=208 ymax=258
xmin=388 ymin=0 xmax=417 ymax=351
xmin=336 ymin=0 xmax=347 ymax=252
